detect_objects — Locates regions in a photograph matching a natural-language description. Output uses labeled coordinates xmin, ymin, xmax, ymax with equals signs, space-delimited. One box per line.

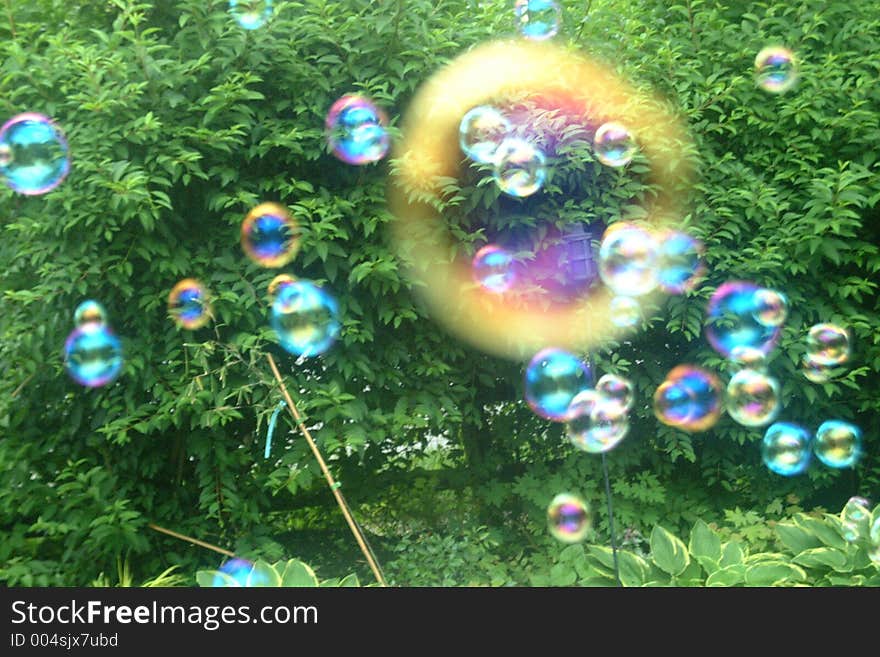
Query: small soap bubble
xmin=325 ymin=94 xmax=390 ymax=165
xmin=547 ymin=493 xmax=591 ymax=543
xmin=814 ymin=420 xmax=862 ymax=469
xmin=653 ymin=365 xmax=722 ymax=432
xmin=268 ymin=273 xmax=297 ymax=299
xmin=596 ymin=374 xmax=634 ymax=414
xmin=241 ymin=202 xmax=300 ymax=268
xmin=0 ymin=112 xmax=70 ymax=195
xmin=593 ymin=122 xmax=637 ymax=167
xmin=656 ymin=231 xmax=704 ymax=294
xmin=73 ymin=300 xmax=107 ymax=327
xmin=840 ymin=496 xmax=871 ymax=542
xmin=270 ymin=280 xmax=341 ymax=358
xmin=213 ymin=558 xmax=254 ymax=587
xmin=805 ymin=323 xmax=850 ymax=366
xmin=598 ymin=224 xmax=659 ymax=297
xmin=168 ymin=278 xmax=212 ymax=330
xmin=515 ymin=0 xmax=561 ymax=41
xmin=228 ymin=0 xmax=272 ymax=30
xmin=705 ymin=281 xmax=781 ymax=359
xmin=729 ymin=345 xmax=767 ymax=371
xmin=472 ymin=244 xmax=516 ymax=293
xmin=63 ymin=322 xmax=123 ymax=388
xmin=762 ymin=422 xmax=811 ymax=476
xmin=610 ymin=295 xmax=640 ymax=328
xmin=755 ymin=46 xmax=798 ymax=94
xmin=725 ymin=369 xmax=780 ymax=427
xmin=524 ymin=348 xmax=592 ymax=422
xmin=492 ymin=137 xmax=546 ymax=197
xmin=459 ymin=106 xmax=512 ymax=165
xmin=753 ymin=288 xmax=788 ymax=327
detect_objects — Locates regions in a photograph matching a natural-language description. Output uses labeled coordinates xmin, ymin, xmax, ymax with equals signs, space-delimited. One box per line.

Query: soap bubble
xmin=814 ymin=420 xmax=862 ymax=469
xmin=653 ymin=365 xmax=722 ymax=432
xmin=268 ymin=273 xmax=297 ymax=299
xmin=228 ymin=0 xmax=272 ymax=30
xmin=725 ymin=369 xmax=780 ymax=427
xmin=270 ymin=280 xmax=341 ymax=358
xmin=492 ymin=137 xmax=546 ymax=197
xmin=514 ymin=0 xmax=561 ymax=41
xmin=325 ymin=94 xmax=389 ymax=165
xmin=755 ymin=46 xmax=798 ymax=94
xmin=805 ymin=323 xmax=850 ymax=366
xmin=459 ymin=106 xmax=512 ymax=165
xmin=0 ymin=112 xmax=70 ymax=195
xmin=729 ymin=345 xmax=767 ymax=371
xmin=472 ymin=244 xmax=516 ymax=293
xmin=63 ymin=322 xmax=123 ymax=388
xmin=840 ymin=496 xmax=871 ymax=542
xmin=753 ymin=288 xmax=788 ymax=327
xmin=241 ymin=202 xmax=300 ymax=268
xmin=762 ymin=422 xmax=811 ymax=476
xmin=598 ymin=223 xmax=659 ymax=297
xmin=547 ymin=493 xmax=591 ymax=543
xmin=596 ymin=374 xmax=634 ymax=414
xmin=593 ymin=121 xmax=637 ymax=167
xmin=801 ymin=357 xmax=845 ymax=383
xmin=524 ymin=348 xmax=592 ymax=422
xmin=610 ymin=295 xmax=640 ymax=328
xmin=73 ymin=300 xmax=107 ymax=327
xmin=656 ymin=230 xmax=704 ymax=294
xmin=705 ymin=281 xmax=781 ymax=359
xmin=566 ymin=390 xmax=628 ymax=453
xmin=212 ymin=558 xmax=254 ymax=587
xmin=168 ymin=278 xmax=212 ymax=330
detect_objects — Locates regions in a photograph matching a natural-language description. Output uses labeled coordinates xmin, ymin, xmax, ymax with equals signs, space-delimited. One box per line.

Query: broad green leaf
xmin=650 ymin=526 xmax=690 ymax=576
xmin=792 ymin=547 xmax=849 ymax=571
xmin=792 ymin=515 xmax=847 ymax=550
xmin=617 ymin=551 xmax=650 ymax=588
xmin=196 ymin=570 xmax=239 ymax=587
xmin=247 ymin=560 xmax=282 ymax=587
xmin=689 ymin=519 xmax=722 ymax=570
xmin=337 ymin=574 xmax=361 ymax=587
xmin=720 ymin=541 xmax=745 ymax=567
xmin=776 ymin=522 xmax=823 ymax=555
xmin=280 ymin=560 xmax=319 ymax=587
xmin=706 ymin=565 xmax=745 ymax=587
xmin=744 ymin=561 xmax=807 ymax=586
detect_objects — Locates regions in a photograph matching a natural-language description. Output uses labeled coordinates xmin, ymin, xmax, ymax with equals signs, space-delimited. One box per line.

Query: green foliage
xmin=196 ymin=558 xmax=359 ymax=588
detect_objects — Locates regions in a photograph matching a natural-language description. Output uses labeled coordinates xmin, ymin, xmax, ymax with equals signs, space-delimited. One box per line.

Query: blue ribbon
xmin=264 ymin=400 xmax=287 ymax=459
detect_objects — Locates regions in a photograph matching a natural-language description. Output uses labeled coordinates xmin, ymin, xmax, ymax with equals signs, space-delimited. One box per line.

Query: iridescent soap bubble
xmin=598 ymin=224 xmax=659 ymax=297
xmin=514 ymin=0 xmax=561 ymax=41
xmin=705 ymin=281 xmax=781 ymax=359
xmin=596 ymin=374 xmax=634 ymax=414
xmin=755 ymin=46 xmax=798 ymax=94
xmin=762 ymin=422 xmax=811 ymax=476
xmin=593 ymin=122 xmax=637 ymax=167
xmin=565 ymin=389 xmax=598 ymax=446
xmin=729 ymin=345 xmax=767 ymax=371
xmin=168 ymin=278 xmax=212 ymax=330
xmin=270 ymin=280 xmax=341 ymax=358
xmin=472 ymin=244 xmax=516 ymax=293
xmin=241 ymin=202 xmax=300 ymax=268
xmin=212 ymin=558 xmax=254 ymax=587
xmin=752 ymin=288 xmax=788 ymax=327
xmin=801 ymin=356 xmax=845 ymax=383
xmin=492 ymin=137 xmax=546 ymax=197
xmin=656 ymin=231 xmax=704 ymax=294
xmin=524 ymin=347 xmax=592 ymax=422
xmin=228 ymin=0 xmax=272 ymax=30
xmin=840 ymin=496 xmax=871 ymax=542
xmin=725 ymin=369 xmax=780 ymax=427
xmin=566 ymin=390 xmax=629 ymax=453
xmin=610 ymin=295 xmax=640 ymax=328
xmin=814 ymin=420 xmax=862 ymax=469
xmin=0 ymin=113 xmax=70 ymax=195
xmin=547 ymin=493 xmax=591 ymax=543
xmin=805 ymin=323 xmax=850 ymax=366
xmin=63 ymin=322 xmax=123 ymax=388
xmin=653 ymin=365 xmax=722 ymax=432
xmin=325 ymin=94 xmax=390 ymax=165
xmin=459 ymin=106 xmax=512 ymax=165
xmin=267 ymin=273 xmax=297 ymax=299
xmin=73 ymin=300 xmax=107 ymax=327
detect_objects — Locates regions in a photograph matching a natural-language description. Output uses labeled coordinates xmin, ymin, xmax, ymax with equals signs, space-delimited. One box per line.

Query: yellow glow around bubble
xmin=388 ymin=40 xmax=695 ymax=360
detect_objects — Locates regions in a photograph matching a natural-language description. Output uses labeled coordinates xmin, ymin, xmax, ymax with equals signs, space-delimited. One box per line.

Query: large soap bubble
xmin=0 ymin=112 xmax=70 ymax=195
xmin=459 ymin=106 xmax=512 ymax=165
xmin=168 ymin=278 xmax=212 ymax=330
xmin=705 ymin=281 xmax=781 ymax=359
xmin=593 ymin=121 xmax=637 ymax=167
xmin=492 ymin=137 xmax=547 ymax=197
xmin=524 ymin=348 xmax=592 ymax=422
xmin=64 ymin=322 xmax=123 ymax=388
xmin=598 ymin=224 xmax=659 ymax=297
xmin=547 ymin=493 xmax=591 ymax=543
xmin=653 ymin=365 xmax=722 ymax=432
xmin=241 ymin=202 xmax=300 ymax=268
xmin=325 ymin=94 xmax=390 ymax=165
xmin=270 ymin=280 xmax=341 ymax=358
xmin=725 ymin=369 xmax=780 ymax=427
xmin=755 ymin=46 xmax=798 ymax=94
xmin=814 ymin=420 xmax=862 ymax=469
xmin=762 ymin=422 xmax=811 ymax=476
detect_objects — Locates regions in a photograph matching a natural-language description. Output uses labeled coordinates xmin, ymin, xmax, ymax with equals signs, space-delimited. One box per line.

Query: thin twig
xmin=10 ymin=372 xmax=35 ymax=399
xmin=601 ymin=453 xmax=622 ymax=587
xmin=148 ymin=523 xmax=236 ymax=558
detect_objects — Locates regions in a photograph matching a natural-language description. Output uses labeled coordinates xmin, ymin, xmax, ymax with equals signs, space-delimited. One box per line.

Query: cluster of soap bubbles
xmin=546 ymin=493 xmax=591 ymax=543
xmin=63 ymin=301 xmax=123 ymax=388
xmin=566 ymin=374 xmax=634 ymax=453
xmin=0 ymin=112 xmax=70 ymax=195
xmin=762 ymin=419 xmax=862 ymax=476
xmin=840 ymin=497 xmax=880 ymax=563
xmin=325 ymin=94 xmax=390 ymax=166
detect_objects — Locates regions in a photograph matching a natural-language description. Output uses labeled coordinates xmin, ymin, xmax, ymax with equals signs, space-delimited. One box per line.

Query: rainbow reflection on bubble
xmin=753 ymin=288 xmax=788 ymax=327
xmin=168 ymin=278 xmax=212 ymax=330
xmin=814 ymin=420 xmax=862 ymax=469
xmin=755 ymin=46 xmax=798 ymax=94
xmin=459 ymin=106 xmax=511 ymax=165
xmin=762 ymin=422 xmax=811 ymax=476
xmin=268 ymin=273 xmax=297 ymax=299
xmin=841 ymin=496 xmax=871 ymax=542
xmin=241 ymin=202 xmax=300 ymax=268
xmin=0 ymin=113 xmax=70 ymax=195
xmin=653 ymin=365 xmax=722 ymax=432
xmin=657 ymin=231 xmax=704 ymax=294
xmin=805 ymin=323 xmax=850 ymax=366
xmin=566 ymin=389 xmax=629 ymax=454
xmin=472 ymin=244 xmax=516 ymax=293
xmin=213 ymin=558 xmax=254 ymax=586
xmin=599 ymin=224 xmax=659 ymax=297
xmin=729 ymin=346 xmax=767 ymax=371
xmin=514 ymin=0 xmax=561 ymax=41
xmin=63 ymin=322 xmax=123 ymax=388
xmin=593 ymin=121 xmax=637 ymax=167
xmin=270 ymin=280 xmax=341 ymax=357
xmin=524 ymin=348 xmax=591 ymax=422
xmin=725 ymin=369 xmax=780 ymax=427
xmin=74 ymin=300 xmax=107 ymax=327
xmin=492 ymin=137 xmax=546 ymax=197
xmin=705 ymin=281 xmax=781 ymax=359
xmin=228 ymin=0 xmax=272 ymax=30
xmin=596 ymin=374 xmax=634 ymax=414
xmin=325 ymin=94 xmax=389 ymax=165
xmin=547 ymin=493 xmax=591 ymax=543
xmin=610 ymin=295 xmax=640 ymax=328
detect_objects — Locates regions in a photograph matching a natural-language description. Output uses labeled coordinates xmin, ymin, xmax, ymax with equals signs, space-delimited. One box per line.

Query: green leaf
xmin=337 ymin=574 xmax=361 ymax=587
xmin=776 ymin=522 xmax=823 ymax=555
xmin=792 ymin=515 xmax=847 ymax=550
xmin=280 ymin=560 xmax=319 ymax=587
xmin=792 ymin=547 xmax=849 ymax=571
xmin=705 ymin=564 xmax=745 ymax=587
xmin=720 ymin=541 xmax=745 ymax=567
xmin=744 ymin=561 xmax=807 ymax=586
xmin=247 ymin=561 xmax=282 ymax=587
xmin=650 ymin=525 xmax=690 ymax=576
xmin=689 ymin=519 xmax=722 ymax=571
xmin=196 ymin=570 xmax=239 ymax=587
xmin=617 ymin=551 xmax=650 ymax=587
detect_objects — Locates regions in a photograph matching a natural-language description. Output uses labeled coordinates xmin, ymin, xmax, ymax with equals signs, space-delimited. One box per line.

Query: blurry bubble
xmin=472 ymin=244 xmax=516 ymax=293
xmin=268 ymin=273 xmax=297 ymax=299
xmin=656 ymin=230 xmax=704 ymax=294
xmin=0 ymin=112 xmax=70 ymax=195
xmin=653 ymin=365 xmax=722 ymax=432
xmin=801 ymin=356 xmax=846 ymax=383
xmin=63 ymin=322 xmax=123 ymax=388
xmin=610 ymin=295 xmax=640 ymax=328
xmin=168 ymin=278 xmax=212 ymax=330
xmin=762 ymin=422 xmax=811 ymax=476
xmin=228 ymin=0 xmax=272 ymax=30
xmin=814 ymin=420 xmax=862 ymax=469
xmin=524 ymin=347 xmax=592 ymax=422
xmin=729 ymin=345 xmax=767 ymax=371
xmin=515 ymin=0 xmax=561 ymax=41
xmin=241 ymin=202 xmax=300 ymax=268
xmin=325 ymin=94 xmax=389 ymax=165
xmin=755 ymin=46 xmax=798 ymax=94
xmin=213 ymin=558 xmax=254 ymax=586
xmin=566 ymin=390 xmax=629 ymax=453
xmin=753 ymin=288 xmax=788 ymax=327
xmin=705 ymin=281 xmax=781 ymax=359
xmin=459 ymin=106 xmax=512 ymax=165
xmin=596 ymin=374 xmax=634 ymax=414
xmin=565 ymin=389 xmax=599 ymax=446
xmin=270 ymin=280 xmax=341 ymax=358
xmin=73 ymin=300 xmax=107 ymax=327
xmin=840 ymin=496 xmax=871 ymax=542
xmin=725 ymin=369 xmax=780 ymax=427
xmin=492 ymin=137 xmax=546 ymax=197
xmin=547 ymin=493 xmax=591 ymax=543
xmin=805 ymin=323 xmax=850 ymax=366
xmin=598 ymin=224 xmax=659 ymax=297
xmin=593 ymin=121 xmax=637 ymax=167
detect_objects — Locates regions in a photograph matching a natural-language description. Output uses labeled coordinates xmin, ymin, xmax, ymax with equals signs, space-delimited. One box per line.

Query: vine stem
xmin=147 ymin=523 xmax=236 ymax=558
xmin=602 ymin=453 xmax=622 ymax=587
